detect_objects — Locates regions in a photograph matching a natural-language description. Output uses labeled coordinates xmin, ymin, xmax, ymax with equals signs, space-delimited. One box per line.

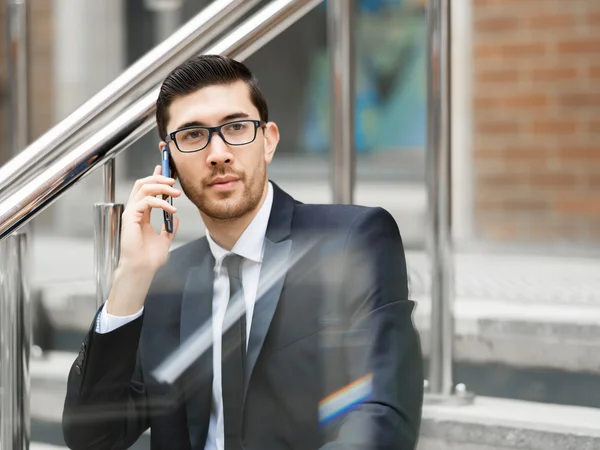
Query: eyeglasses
xmin=165 ymin=119 xmax=265 ymax=153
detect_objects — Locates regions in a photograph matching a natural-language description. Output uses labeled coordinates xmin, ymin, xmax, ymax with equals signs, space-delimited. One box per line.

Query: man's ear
xmin=263 ymin=122 xmax=280 ymax=164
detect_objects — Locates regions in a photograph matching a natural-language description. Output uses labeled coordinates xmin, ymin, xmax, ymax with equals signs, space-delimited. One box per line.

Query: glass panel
xmin=351 ymin=0 xmax=428 ymax=251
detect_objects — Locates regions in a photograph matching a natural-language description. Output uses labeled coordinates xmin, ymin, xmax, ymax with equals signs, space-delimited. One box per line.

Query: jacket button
xmin=74 ymin=364 xmax=82 ymax=375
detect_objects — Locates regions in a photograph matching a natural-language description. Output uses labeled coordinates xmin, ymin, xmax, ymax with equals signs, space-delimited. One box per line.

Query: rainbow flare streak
xmin=319 ymin=373 xmax=373 ymax=425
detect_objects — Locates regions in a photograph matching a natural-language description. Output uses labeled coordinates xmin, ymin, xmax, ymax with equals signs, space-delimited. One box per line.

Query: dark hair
xmin=155 ymin=54 xmax=268 ymax=140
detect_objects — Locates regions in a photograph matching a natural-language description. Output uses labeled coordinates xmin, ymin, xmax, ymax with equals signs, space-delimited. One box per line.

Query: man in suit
xmin=62 ymin=55 xmax=423 ymax=450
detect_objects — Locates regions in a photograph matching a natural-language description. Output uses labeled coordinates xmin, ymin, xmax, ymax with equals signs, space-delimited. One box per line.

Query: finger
xmin=129 ymin=182 xmax=179 ymax=206
xmin=133 ymin=183 xmax=181 ymax=202
xmin=131 ymin=196 xmax=177 ymax=216
xmin=153 ymin=165 xmax=161 ymax=176
xmin=129 ymin=173 xmax=176 ymax=202
xmin=161 ymin=215 xmax=180 ymax=241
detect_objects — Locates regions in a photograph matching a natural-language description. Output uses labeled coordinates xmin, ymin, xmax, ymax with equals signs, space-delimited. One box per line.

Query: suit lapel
xmin=180 ymin=251 xmax=214 ymax=450
xmin=244 ymin=182 xmax=296 ymax=397
xmin=245 ymin=237 xmax=292 ymax=390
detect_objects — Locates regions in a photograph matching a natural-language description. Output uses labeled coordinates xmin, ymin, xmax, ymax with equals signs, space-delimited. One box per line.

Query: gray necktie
xmin=222 ymin=254 xmax=245 ymax=450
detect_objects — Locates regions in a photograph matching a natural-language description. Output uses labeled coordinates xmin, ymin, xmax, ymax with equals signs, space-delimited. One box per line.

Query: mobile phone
xmin=161 ymin=146 xmax=174 ymax=233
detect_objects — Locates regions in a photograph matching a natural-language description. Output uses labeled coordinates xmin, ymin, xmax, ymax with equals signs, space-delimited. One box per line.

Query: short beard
xmin=179 ymin=162 xmax=266 ymax=222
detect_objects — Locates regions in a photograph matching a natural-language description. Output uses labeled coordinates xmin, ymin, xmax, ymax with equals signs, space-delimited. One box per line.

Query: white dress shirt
xmin=97 ymin=181 xmax=274 ymax=450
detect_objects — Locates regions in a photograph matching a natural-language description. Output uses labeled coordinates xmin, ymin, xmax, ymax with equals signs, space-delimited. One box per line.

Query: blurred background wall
xmin=472 ymin=0 xmax=600 ymax=245
xmin=0 ymin=0 xmax=54 ymax=165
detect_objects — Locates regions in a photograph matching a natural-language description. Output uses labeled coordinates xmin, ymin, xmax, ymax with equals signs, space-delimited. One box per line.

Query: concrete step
xmin=28 ymin=352 xmax=600 ymax=450
xmin=420 ymin=396 xmax=600 ymax=450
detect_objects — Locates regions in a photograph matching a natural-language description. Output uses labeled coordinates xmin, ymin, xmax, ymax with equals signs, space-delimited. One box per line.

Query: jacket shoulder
xmin=293 ymin=203 xmax=396 ymax=230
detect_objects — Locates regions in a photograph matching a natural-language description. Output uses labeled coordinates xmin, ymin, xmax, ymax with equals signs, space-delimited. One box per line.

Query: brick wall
xmin=0 ymin=0 xmax=54 ymax=166
xmin=472 ymin=0 xmax=600 ymax=244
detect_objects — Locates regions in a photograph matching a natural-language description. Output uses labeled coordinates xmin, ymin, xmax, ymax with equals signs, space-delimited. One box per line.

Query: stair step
xmin=420 ymin=396 xmax=600 ymax=450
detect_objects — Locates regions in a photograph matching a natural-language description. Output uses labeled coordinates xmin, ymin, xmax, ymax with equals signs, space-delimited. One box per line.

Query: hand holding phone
xmin=162 ymin=146 xmax=174 ymax=233
xmin=106 ymin=157 xmax=180 ymax=316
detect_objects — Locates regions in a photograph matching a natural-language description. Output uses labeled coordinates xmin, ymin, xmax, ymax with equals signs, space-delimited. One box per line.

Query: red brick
xmin=477 ymin=120 xmax=521 ymax=134
xmin=504 ymin=94 xmax=549 ymax=108
xmin=560 ymin=93 xmax=600 ymax=108
xmin=556 ymin=147 xmax=600 ymax=161
xmin=590 ymin=120 xmax=600 ymax=133
xmin=503 ymin=147 xmax=550 ymax=163
xmin=503 ymin=198 xmax=550 ymax=212
xmin=474 ymin=43 xmax=504 ymax=59
xmin=588 ymin=174 xmax=600 ymax=188
xmin=474 ymin=94 xmax=548 ymax=110
xmin=474 ymin=148 xmax=504 ymax=161
xmin=477 ymin=68 xmax=520 ymax=83
xmin=474 ymin=42 xmax=546 ymax=59
xmin=556 ymin=197 xmax=600 ymax=214
xmin=475 ymin=15 xmax=520 ymax=32
xmin=530 ymin=120 xmax=579 ymax=134
xmin=589 ymin=11 xmax=600 ymax=26
xmin=477 ymin=173 xmax=529 ymax=188
xmin=557 ymin=38 xmax=600 ymax=55
xmin=474 ymin=0 xmax=545 ymax=5
xmin=474 ymin=96 xmax=499 ymax=109
xmin=590 ymin=66 xmax=600 ymax=79
xmin=530 ymin=172 xmax=578 ymax=187
xmin=476 ymin=196 xmax=550 ymax=215
xmin=529 ymin=13 xmax=578 ymax=29
xmin=531 ymin=67 xmax=579 ymax=82
xmin=502 ymin=42 xmax=547 ymax=58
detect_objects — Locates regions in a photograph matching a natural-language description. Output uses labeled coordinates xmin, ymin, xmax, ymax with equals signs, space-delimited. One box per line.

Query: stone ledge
xmin=414 ymin=298 xmax=600 ymax=374
xmin=419 ymin=396 xmax=600 ymax=450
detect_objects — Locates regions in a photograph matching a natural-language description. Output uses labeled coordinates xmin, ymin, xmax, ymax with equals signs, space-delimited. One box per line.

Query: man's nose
xmin=205 ymin=133 xmax=233 ymax=166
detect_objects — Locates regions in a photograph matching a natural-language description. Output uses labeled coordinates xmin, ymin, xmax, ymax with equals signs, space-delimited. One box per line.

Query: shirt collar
xmin=206 ymin=181 xmax=274 ymax=265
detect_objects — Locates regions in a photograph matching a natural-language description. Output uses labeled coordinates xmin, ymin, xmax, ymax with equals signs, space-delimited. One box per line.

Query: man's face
xmin=163 ymin=81 xmax=279 ymax=221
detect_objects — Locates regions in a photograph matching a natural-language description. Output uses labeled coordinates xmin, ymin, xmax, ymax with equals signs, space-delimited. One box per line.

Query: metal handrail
xmin=0 ymin=0 xmax=259 ymax=199
xmin=0 ymin=0 xmax=323 ymax=242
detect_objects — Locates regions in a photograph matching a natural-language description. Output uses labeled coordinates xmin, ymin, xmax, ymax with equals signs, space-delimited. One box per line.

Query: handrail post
xmin=104 ymin=160 xmax=116 ymax=204
xmin=1 ymin=1 xmax=31 ymax=449
xmin=425 ymin=0 xmax=473 ymax=404
xmin=94 ymin=161 xmax=123 ymax=308
xmin=6 ymin=0 xmax=29 ymax=156
xmin=328 ymin=0 xmax=355 ymax=205
xmin=0 ymin=233 xmax=31 ymax=450
xmin=145 ymin=0 xmax=183 ymax=42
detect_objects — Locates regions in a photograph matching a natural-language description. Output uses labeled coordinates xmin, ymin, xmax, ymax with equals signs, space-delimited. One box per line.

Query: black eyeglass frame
xmin=165 ymin=119 xmax=266 ymax=153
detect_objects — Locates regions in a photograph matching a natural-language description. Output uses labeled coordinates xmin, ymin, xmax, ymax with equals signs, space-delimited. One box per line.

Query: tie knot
xmin=223 ymin=253 xmax=244 ymax=281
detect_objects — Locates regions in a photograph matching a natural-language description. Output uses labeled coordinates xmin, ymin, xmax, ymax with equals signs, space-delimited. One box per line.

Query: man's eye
xmin=182 ymin=130 xmax=205 ymax=140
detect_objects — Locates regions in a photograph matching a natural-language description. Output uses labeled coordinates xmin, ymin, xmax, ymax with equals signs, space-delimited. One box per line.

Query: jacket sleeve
xmin=320 ymin=207 xmax=424 ymax=450
xmin=62 ymin=309 xmax=149 ymax=450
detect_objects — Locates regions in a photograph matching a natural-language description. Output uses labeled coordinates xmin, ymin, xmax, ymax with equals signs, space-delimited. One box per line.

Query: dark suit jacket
xmin=62 ymin=182 xmax=423 ymax=450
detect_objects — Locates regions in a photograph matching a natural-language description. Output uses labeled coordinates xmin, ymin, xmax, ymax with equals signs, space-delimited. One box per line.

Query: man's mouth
xmin=209 ymin=175 xmax=240 ymax=190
